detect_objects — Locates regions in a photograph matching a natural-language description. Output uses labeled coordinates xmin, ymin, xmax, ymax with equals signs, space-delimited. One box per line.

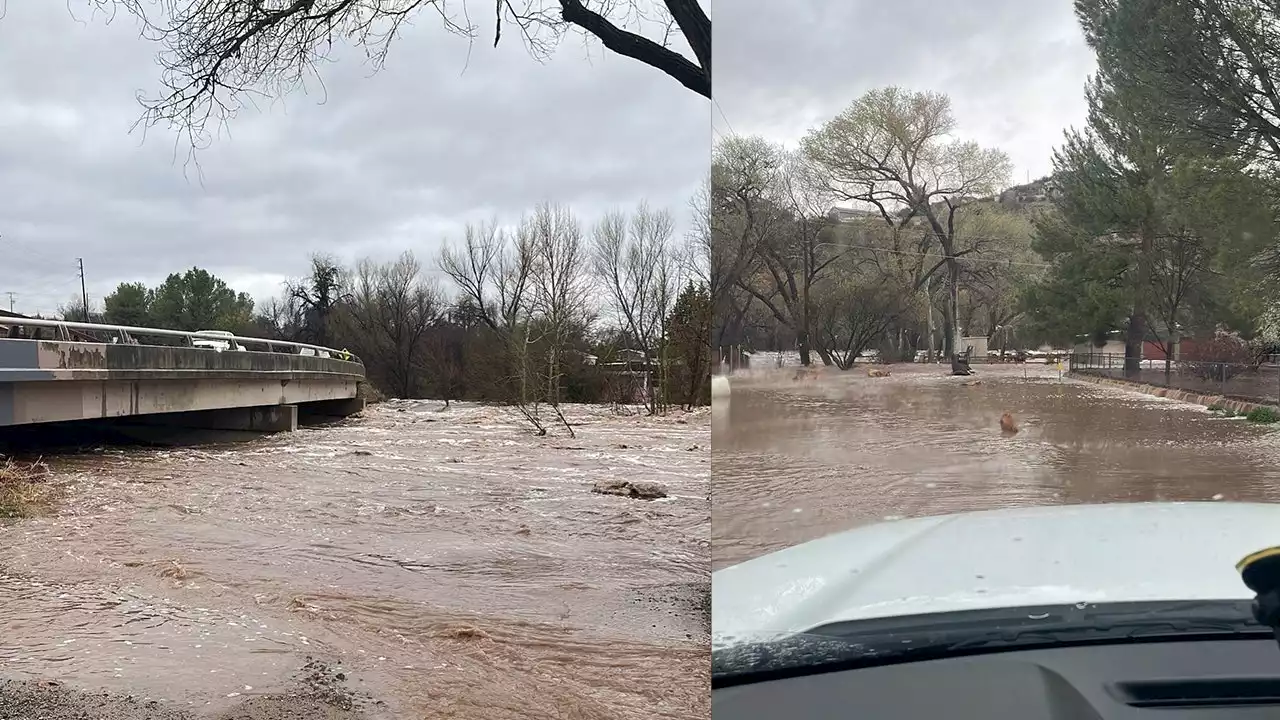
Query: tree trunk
xmin=924 ymin=276 xmax=936 ymax=363
xmin=797 ymin=330 xmax=812 ymax=366
xmin=946 ymin=257 xmax=961 ymax=360
xmin=1127 ymin=226 xmax=1154 ymax=378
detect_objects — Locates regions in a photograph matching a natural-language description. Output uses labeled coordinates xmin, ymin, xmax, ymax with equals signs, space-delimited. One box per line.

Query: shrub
xmin=1184 ymin=328 xmax=1253 ymax=381
xmin=1246 ymin=407 xmax=1280 ymax=424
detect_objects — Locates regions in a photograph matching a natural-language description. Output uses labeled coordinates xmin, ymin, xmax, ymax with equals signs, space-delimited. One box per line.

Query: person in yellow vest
xmin=339 ymin=348 xmax=352 ymax=361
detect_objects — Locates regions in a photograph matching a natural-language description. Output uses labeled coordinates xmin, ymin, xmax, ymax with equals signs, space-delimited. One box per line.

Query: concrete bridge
xmin=0 ymin=318 xmax=367 ymax=433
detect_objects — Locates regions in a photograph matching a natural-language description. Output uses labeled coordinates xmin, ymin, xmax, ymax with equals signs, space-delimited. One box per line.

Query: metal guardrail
xmin=0 ymin=317 xmax=361 ymax=364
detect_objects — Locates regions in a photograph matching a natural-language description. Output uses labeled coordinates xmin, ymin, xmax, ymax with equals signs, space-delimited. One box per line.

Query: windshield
xmin=713 ymin=600 xmax=1268 ymax=686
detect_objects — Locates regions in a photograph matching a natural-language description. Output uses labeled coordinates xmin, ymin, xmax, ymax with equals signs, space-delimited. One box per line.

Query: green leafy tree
xmin=801 ymin=87 xmax=1012 ymax=359
xmin=1075 ymin=0 xmax=1280 ymax=282
xmin=1022 ymin=212 xmax=1131 ymax=348
xmin=1028 ymin=1 xmax=1212 ymax=373
xmin=149 ymin=267 xmax=255 ymax=332
xmin=1027 ymin=2 xmax=1278 ymax=369
xmin=666 ymin=282 xmax=711 ymax=408
xmin=1077 ymin=0 xmax=1270 ymax=162
xmin=102 ymin=282 xmax=153 ymax=327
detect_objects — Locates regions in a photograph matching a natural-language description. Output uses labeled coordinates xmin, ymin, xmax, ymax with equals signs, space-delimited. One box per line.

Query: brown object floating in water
xmin=1000 ymin=413 xmax=1019 ymax=434
xmin=867 ymin=367 xmax=891 ymax=377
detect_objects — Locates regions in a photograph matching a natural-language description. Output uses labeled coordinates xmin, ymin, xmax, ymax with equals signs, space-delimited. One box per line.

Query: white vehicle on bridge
xmin=713 ymin=502 xmax=1280 ymax=719
xmin=191 ymin=330 xmax=246 ymax=352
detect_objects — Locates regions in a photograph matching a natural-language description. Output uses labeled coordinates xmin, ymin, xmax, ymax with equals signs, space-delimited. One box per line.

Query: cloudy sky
xmin=0 ymin=3 xmax=708 ymax=317
xmin=715 ymin=0 xmax=1097 ymax=187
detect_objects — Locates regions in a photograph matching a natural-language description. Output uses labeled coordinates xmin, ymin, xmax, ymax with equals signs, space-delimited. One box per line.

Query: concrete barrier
xmin=1069 ymin=371 xmax=1280 ymax=415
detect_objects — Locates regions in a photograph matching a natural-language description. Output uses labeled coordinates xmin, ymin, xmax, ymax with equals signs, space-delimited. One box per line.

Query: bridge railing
xmin=0 ymin=317 xmax=361 ymax=365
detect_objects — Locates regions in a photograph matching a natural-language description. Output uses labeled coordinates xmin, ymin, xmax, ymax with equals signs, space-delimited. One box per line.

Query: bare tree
xmin=591 ymin=202 xmax=677 ymax=413
xmin=440 ymin=220 xmax=534 ymax=335
xmin=339 ymin=254 xmax=443 ymax=397
xmin=253 ymin=293 xmax=306 ymax=340
xmin=287 ymin=254 xmax=347 ymax=346
xmin=526 ymin=202 xmax=592 ymax=434
xmin=802 ymin=87 xmax=1012 ymax=359
xmin=1146 ymin=231 xmax=1211 ymax=377
xmin=725 ymin=140 xmax=845 ymax=365
xmin=439 ymin=209 xmax=587 ymax=435
xmin=710 ymin=135 xmax=784 ymax=347
xmin=382 ymin=253 xmax=446 ymax=397
xmin=812 ymin=273 xmax=919 ymax=370
xmin=88 ymin=0 xmax=708 ymax=149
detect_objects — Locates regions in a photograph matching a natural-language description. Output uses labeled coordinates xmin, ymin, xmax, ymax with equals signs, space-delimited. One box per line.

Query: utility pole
xmin=77 ymin=258 xmax=89 ymax=322
xmin=3 ymin=292 xmax=14 ymax=312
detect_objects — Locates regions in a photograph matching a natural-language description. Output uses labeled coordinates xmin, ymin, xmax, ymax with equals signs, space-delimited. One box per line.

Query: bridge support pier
xmin=245 ymin=404 xmax=298 ymax=433
xmin=301 ymin=397 xmax=366 ymax=418
xmin=187 ymin=404 xmax=298 ymax=433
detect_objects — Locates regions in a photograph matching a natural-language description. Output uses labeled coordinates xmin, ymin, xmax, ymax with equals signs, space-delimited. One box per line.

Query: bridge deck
xmin=0 ymin=328 xmax=366 ymax=429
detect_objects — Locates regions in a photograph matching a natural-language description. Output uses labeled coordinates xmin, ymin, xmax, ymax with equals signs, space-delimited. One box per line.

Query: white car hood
xmin=712 ymin=502 xmax=1280 ymax=649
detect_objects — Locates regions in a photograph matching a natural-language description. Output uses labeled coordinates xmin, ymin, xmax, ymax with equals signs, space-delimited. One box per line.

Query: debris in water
xmin=442 ymin=625 xmax=490 ymax=640
xmin=160 ymin=561 xmax=189 ymax=580
xmin=591 ymin=479 xmax=668 ymax=500
xmin=1000 ymin=413 xmax=1019 ymax=434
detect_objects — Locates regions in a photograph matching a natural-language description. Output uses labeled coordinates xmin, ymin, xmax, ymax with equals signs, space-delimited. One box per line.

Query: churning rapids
xmin=0 ymin=401 xmax=710 ymax=719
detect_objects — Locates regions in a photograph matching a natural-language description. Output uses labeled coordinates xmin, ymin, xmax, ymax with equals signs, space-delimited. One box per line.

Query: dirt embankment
xmin=0 ymin=657 xmax=372 ymax=720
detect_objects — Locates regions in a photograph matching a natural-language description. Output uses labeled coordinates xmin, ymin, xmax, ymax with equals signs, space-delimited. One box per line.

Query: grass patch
xmin=0 ymin=458 xmax=57 ymax=518
xmin=1246 ymin=407 xmax=1280 ymax=424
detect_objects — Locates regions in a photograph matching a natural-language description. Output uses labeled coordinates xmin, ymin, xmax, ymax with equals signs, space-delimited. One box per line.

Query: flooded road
xmin=712 ymin=363 xmax=1280 ymax=570
xmin=0 ymin=401 xmax=710 ymax=718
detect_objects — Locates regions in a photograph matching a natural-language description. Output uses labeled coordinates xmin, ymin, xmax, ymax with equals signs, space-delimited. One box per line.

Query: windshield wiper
xmin=712 ymin=600 xmax=1268 ymax=688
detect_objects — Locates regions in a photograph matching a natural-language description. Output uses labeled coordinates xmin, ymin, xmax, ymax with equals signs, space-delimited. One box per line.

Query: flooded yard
xmin=712 ymin=363 xmax=1280 ymax=570
xmin=0 ymin=401 xmax=710 ymax=719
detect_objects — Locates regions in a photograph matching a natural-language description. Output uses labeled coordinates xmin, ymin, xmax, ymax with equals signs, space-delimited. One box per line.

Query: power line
xmin=712 ymin=97 xmax=737 ymax=137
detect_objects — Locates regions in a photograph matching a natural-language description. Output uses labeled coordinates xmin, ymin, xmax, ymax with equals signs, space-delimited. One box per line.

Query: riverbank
xmin=0 ymin=656 xmax=367 ymax=720
xmin=1068 ymin=370 xmax=1280 ymax=416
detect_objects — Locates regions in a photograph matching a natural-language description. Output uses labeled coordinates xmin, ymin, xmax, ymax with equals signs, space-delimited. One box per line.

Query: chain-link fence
xmin=1070 ymin=353 xmax=1280 ymax=407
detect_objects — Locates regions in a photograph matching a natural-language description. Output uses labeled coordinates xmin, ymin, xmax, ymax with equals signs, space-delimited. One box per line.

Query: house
xmin=998 ymin=177 xmax=1060 ymax=208
xmin=826 ymin=206 xmax=879 ymax=223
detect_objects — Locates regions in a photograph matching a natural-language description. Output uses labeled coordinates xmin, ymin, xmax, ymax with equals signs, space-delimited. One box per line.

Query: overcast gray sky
xmin=714 ymin=0 xmax=1097 ymax=187
xmin=0 ymin=3 xmax=708 ymax=317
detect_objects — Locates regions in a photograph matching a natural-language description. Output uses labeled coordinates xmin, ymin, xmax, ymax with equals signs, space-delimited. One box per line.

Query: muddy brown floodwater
xmin=0 ymin=401 xmax=710 ymax=719
xmin=713 ymin=363 xmax=1280 ymax=571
